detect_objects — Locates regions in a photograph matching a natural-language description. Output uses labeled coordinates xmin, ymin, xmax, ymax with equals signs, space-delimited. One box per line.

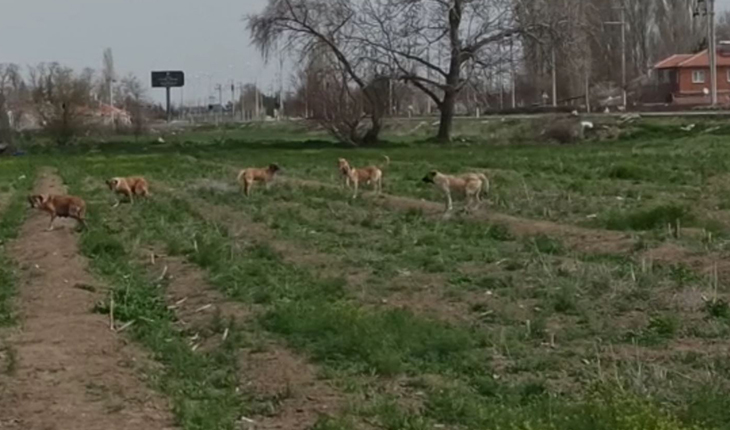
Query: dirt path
xmin=0 ymin=169 xmax=176 ymax=430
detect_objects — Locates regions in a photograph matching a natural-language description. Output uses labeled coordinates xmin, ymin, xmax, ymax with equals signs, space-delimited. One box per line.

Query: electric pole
xmin=510 ymin=36 xmax=516 ymax=109
xmin=605 ymin=1 xmax=627 ymax=109
xmin=621 ymin=3 xmax=627 ymax=108
xmin=230 ymin=82 xmax=235 ymax=118
xmin=710 ymin=0 xmax=718 ymax=105
xmin=551 ymin=45 xmax=557 ymax=108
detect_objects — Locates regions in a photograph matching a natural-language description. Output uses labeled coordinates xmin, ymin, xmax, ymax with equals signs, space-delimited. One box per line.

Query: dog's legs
xmin=445 ymin=191 xmax=453 ymax=212
xmin=47 ymin=214 xmax=56 ymax=231
xmin=244 ymin=181 xmax=252 ymax=197
xmin=352 ymin=179 xmax=359 ymax=199
xmin=112 ymin=199 xmax=120 ymax=209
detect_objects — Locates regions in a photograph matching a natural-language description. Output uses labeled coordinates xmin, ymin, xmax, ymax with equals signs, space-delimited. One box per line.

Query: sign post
xmin=151 ymin=71 xmax=185 ymax=122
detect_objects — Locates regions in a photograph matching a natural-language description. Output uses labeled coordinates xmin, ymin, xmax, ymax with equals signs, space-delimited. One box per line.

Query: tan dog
xmin=106 ymin=176 xmax=149 ymax=208
xmin=28 ymin=194 xmax=87 ymax=231
xmin=422 ymin=171 xmax=490 ymax=212
xmin=237 ymin=164 xmax=281 ymax=196
xmin=338 ymin=156 xmax=390 ymax=198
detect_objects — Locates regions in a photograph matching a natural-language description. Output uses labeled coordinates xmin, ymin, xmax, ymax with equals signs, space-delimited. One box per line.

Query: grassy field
xmin=4 ymin=118 xmax=730 ymax=429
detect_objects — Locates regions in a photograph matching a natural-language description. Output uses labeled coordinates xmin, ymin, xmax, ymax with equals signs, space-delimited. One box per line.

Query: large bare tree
xmin=354 ymin=0 xmax=529 ymax=141
xmin=248 ymin=0 xmax=388 ymax=145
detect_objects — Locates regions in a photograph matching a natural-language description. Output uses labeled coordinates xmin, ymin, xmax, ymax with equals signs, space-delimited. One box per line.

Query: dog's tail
xmin=236 ymin=169 xmax=246 ymax=183
xmin=381 ymin=155 xmax=391 ymax=169
xmin=478 ymin=173 xmax=490 ymax=197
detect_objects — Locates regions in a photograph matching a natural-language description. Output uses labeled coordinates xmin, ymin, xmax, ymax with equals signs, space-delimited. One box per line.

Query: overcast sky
xmin=1 ymin=0 xmax=729 ymax=105
xmin=0 ymin=0 xmax=275 ymax=105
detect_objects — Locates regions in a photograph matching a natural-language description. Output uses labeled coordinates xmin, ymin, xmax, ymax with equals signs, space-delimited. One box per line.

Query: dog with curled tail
xmin=338 ymin=155 xmax=390 ymax=198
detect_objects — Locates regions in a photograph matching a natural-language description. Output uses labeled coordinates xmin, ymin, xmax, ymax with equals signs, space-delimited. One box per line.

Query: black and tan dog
xmin=338 ymin=156 xmax=390 ymax=198
xmin=28 ymin=194 xmax=88 ymax=231
xmin=106 ymin=176 xmax=150 ymax=208
xmin=422 ymin=170 xmax=490 ymax=212
xmin=237 ymin=164 xmax=281 ymax=196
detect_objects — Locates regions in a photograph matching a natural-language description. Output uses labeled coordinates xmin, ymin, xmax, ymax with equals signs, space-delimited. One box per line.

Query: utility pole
xmin=605 ymin=2 xmax=627 ymax=109
xmin=621 ymin=3 xmax=627 ymax=108
xmin=510 ymin=36 xmax=516 ymax=109
xmin=551 ymin=45 xmax=557 ymax=108
xmin=230 ymin=82 xmax=235 ymax=118
xmin=710 ymin=0 xmax=718 ymax=105
xmin=215 ymin=84 xmax=222 ymax=125
xmin=278 ymin=44 xmax=285 ymax=120
xmin=254 ymin=81 xmax=260 ymax=120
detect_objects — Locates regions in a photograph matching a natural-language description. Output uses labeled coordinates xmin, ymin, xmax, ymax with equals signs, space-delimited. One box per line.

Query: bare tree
xmin=247 ymin=0 xmax=387 ymax=145
xmin=119 ymin=74 xmax=148 ymax=137
xmin=28 ymin=63 xmax=95 ymax=145
xmin=0 ymin=64 xmax=25 ymax=153
xmin=354 ymin=0 xmax=538 ymax=142
xmin=717 ymin=10 xmax=730 ymax=41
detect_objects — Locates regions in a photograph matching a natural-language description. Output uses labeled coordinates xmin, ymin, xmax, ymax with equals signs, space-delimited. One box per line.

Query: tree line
xmin=0 ymin=49 xmax=149 ymax=150
xmin=247 ymin=0 xmax=716 ymax=144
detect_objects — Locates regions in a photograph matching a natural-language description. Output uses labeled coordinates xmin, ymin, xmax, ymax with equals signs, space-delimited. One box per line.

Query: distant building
xmin=654 ymin=42 xmax=730 ymax=105
xmin=80 ymin=103 xmax=132 ymax=126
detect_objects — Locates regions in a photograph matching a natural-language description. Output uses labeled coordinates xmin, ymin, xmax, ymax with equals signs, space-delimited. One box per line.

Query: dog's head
xmin=338 ymin=158 xmax=350 ymax=172
xmin=422 ymin=170 xmax=438 ymax=184
xmin=106 ymin=178 xmax=120 ymax=190
xmin=268 ymin=164 xmax=281 ymax=174
xmin=28 ymin=194 xmax=46 ymax=208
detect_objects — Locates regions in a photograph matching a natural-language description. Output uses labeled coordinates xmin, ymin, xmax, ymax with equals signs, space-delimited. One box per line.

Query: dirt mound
xmin=0 ymin=169 xmax=176 ymax=430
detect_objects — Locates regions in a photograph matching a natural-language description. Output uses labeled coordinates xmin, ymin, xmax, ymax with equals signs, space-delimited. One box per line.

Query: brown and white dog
xmin=28 ymin=194 xmax=88 ymax=231
xmin=422 ymin=171 xmax=490 ymax=212
xmin=337 ymin=156 xmax=390 ymax=199
xmin=106 ymin=176 xmax=149 ymax=208
xmin=237 ymin=164 xmax=281 ymax=196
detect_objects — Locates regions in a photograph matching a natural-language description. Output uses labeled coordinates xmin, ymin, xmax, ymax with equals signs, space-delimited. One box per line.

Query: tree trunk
xmin=436 ymin=90 xmax=456 ymax=143
xmin=362 ymin=115 xmax=382 ymax=145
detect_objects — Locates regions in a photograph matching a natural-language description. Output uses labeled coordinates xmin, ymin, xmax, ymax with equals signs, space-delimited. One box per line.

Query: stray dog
xmin=237 ymin=164 xmax=281 ymax=196
xmin=28 ymin=194 xmax=88 ymax=231
xmin=337 ymin=156 xmax=390 ymax=198
xmin=106 ymin=176 xmax=149 ymax=208
xmin=422 ymin=171 xmax=490 ymax=212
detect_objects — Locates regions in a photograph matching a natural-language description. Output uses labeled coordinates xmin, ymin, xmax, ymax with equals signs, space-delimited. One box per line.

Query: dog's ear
xmin=27 ymin=195 xmax=37 ymax=208
xmin=269 ymin=164 xmax=280 ymax=172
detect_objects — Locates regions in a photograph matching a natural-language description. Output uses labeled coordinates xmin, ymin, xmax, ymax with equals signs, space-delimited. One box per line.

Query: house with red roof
xmin=654 ymin=42 xmax=730 ymax=105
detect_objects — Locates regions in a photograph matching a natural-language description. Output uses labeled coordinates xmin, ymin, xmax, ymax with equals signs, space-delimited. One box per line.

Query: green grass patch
xmin=602 ymin=204 xmax=693 ymax=231
xmin=0 ymin=168 xmax=35 ymax=326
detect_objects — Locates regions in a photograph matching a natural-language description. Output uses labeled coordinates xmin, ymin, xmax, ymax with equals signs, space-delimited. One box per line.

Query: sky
xmin=1 ymin=0 xmax=729 ymax=105
xmin=0 ymin=0 xmax=276 ymax=105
